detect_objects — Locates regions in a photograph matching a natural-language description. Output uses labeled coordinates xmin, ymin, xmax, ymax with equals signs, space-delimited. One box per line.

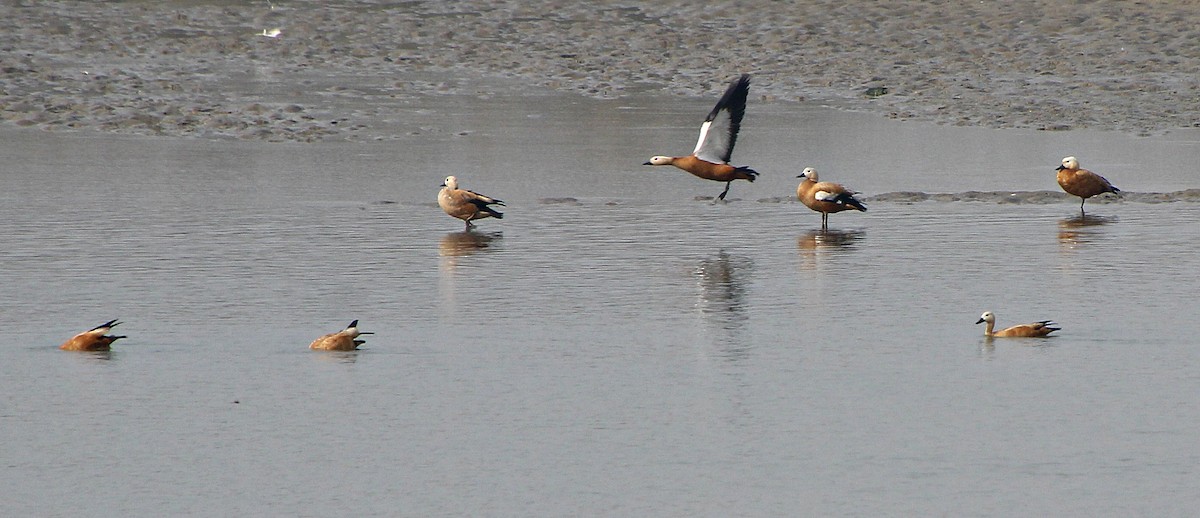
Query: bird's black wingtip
xmin=92 ymin=319 xmax=121 ymax=331
xmin=707 ymin=74 xmax=752 ymax=120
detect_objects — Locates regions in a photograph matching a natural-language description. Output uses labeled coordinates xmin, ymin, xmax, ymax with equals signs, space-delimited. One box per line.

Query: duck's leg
xmin=821 ymin=212 xmax=829 ymax=230
xmin=1079 ymin=197 xmax=1087 ymax=215
xmin=465 ymin=219 xmax=475 ymax=230
xmin=717 ymin=181 xmax=732 ymax=201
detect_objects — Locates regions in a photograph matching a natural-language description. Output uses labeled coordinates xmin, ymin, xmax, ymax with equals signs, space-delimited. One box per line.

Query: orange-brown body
xmin=310 ymin=320 xmax=372 ymax=351
xmin=660 ymin=155 xmax=757 ymax=183
xmin=308 ymin=332 xmax=362 ymax=351
xmin=1056 ymin=156 xmax=1119 ymax=210
xmin=60 ymin=320 xmax=125 ymax=351
xmin=977 ymin=312 xmax=1059 ymax=338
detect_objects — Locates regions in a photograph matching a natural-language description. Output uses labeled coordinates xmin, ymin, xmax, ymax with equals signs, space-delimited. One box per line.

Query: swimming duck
xmin=309 ymin=320 xmax=373 ymax=351
xmin=975 ymin=311 xmax=1059 ymax=338
xmin=60 ymin=319 xmax=126 ymax=351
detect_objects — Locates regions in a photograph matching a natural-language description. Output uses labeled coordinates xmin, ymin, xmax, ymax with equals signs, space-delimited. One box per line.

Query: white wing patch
xmin=814 ymin=190 xmax=839 ymax=202
xmin=692 ymin=110 xmax=734 ymax=164
xmin=691 ymin=120 xmax=713 ymax=158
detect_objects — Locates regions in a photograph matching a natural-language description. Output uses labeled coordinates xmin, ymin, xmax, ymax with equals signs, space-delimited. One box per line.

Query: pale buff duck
xmin=976 ymin=311 xmax=1060 ymax=338
xmin=438 ymin=175 xmax=505 ymax=229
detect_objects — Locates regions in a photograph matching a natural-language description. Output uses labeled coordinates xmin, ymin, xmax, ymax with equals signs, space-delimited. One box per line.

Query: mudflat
xmin=3 ymin=0 xmax=1199 ymax=141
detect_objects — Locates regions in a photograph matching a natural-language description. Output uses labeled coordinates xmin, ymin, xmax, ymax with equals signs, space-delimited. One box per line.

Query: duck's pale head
xmin=442 ymin=175 xmax=459 ymax=189
xmin=643 ymin=156 xmax=674 ymax=166
xmin=976 ymin=311 xmax=995 ymax=325
xmin=1058 ymin=156 xmax=1079 ymax=171
xmin=797 ymin=167 xmax=818 ymax=182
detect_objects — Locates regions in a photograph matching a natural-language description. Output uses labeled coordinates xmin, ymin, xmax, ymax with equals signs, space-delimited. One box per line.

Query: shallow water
xmin=3 ymin=89 xmax=1200 ymax=516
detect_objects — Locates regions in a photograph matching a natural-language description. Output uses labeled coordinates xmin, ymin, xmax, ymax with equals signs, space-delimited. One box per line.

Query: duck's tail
xmin=735 ymin=166 xmax=758 ymax=182
xmin=471 ymin=199 xmax=504 ymax=218
xmin=837 ymin=193 xmax=868 ymax=212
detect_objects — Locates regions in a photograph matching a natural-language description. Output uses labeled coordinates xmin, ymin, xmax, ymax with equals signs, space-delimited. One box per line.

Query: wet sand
xmin=3 ymin=0 xmax=1200 ymax=141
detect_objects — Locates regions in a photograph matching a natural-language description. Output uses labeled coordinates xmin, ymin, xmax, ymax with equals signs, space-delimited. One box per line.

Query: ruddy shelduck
xmin=975 ymin=311 xmax=1060 ymax=338
xmin=795 ymin=167 xmax=867 ymax=229
xmin=1056 ymin=156 xmax=1120 ymax=213
xmin=438 ymin=175 xmax=505 ymax=229
xmin=59 ymin=319 xmax=126 ymax=351
xmin=309 ymin=320 xmax=373 ymax=351
xmin=644 ymin=74 xmax=759 ymax=200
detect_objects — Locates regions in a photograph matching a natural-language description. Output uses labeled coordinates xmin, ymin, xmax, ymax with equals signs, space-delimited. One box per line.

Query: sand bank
xmin=3 ymin=1 xmax=1199 ymax=141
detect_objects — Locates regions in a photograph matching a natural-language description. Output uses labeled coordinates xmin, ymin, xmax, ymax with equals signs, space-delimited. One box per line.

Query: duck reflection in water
xmin=694 ymin=251 xmax=752 ymax=335
xmin=311 ymin=350 xmax=360 ymax=364
xmin=797 ymin=229 xmax=862 ymax=269
xmin=1058 ymin=214 xmax=1114 ymax=248
xmin=64 ymin=349 xmax=116 ymax=362
xmin=439 ymin=231 xmax=502 ymax=304
xmin=439 ymin=230 xmax=501 ymax=258
xmin=798 ymin=229 xmax=863 ymax=251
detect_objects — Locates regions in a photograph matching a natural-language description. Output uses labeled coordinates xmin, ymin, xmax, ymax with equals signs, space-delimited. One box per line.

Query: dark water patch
xmin=864 ymin=190 xmax=1200 ymax=204
xmin=535 ymin=190 xmax=1200 ymax=207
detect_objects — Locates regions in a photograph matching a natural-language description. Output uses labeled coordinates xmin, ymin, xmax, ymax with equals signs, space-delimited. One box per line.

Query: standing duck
xmin=1056 ymin=156 xmax=1120 ymax=213
xmin=795 ymin=167 xmax=867 ymax=229
xmin=438 ymin=175 xmax=505 ymax=229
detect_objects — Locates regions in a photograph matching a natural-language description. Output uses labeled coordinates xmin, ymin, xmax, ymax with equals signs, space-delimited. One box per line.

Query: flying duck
xmin=644 ymin=74 xmax=759 ymax=201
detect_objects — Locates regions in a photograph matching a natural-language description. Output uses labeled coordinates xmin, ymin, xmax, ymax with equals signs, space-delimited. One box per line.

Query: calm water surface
xmin=2 ymin=89 xmax=1200 ymax=516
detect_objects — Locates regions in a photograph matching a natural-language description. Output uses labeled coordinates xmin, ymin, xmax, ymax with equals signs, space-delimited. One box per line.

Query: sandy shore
xmin=3 ymin=0 xmax=1199 ymax=141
